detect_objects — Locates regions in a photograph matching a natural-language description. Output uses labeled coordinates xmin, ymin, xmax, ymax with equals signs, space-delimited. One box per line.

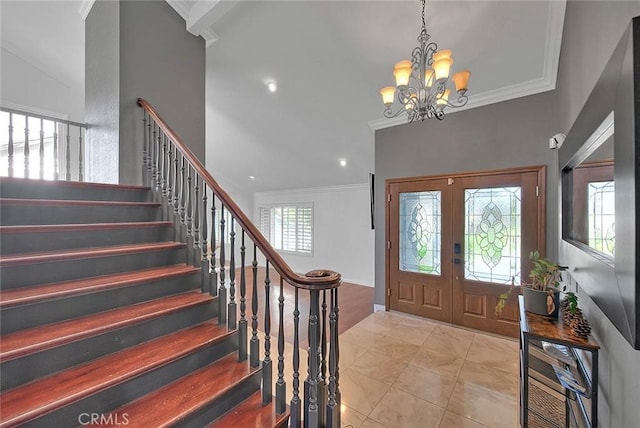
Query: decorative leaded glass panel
xmin=464 ymin=187 xmax=522 ymax=284
xmin=588 ymin=181 xmax=615 ymax=256
xmin=399 ymin=191 xmax=441 ymax=275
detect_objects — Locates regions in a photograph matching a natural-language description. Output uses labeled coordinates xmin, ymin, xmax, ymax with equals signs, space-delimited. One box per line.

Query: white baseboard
xmin=373 ymin=304 xmax=385 ymax=312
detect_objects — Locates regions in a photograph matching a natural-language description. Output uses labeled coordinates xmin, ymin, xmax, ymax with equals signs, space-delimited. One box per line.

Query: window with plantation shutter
xmin=258 ymin=203 xmax=313 ymax=255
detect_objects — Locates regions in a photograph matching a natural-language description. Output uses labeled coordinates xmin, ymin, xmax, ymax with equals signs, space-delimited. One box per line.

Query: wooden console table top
xmin=519 ymin=296 xmax=600 ymax=351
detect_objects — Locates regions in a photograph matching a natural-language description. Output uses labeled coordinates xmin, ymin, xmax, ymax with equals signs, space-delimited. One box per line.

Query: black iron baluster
xmin=24 ymin=117 xmax=30 ymax=178
xmin=218 ymin=205 xmax=227 ymax=324
xmin=160 ymin=133 xmax=167 ymax=209
xmin=210 ymin=196 xmax=218 ymax=296
xmin=290 ymin=287 xmax=302 ymax=428
xmin=156 ymin=124 xmax=162 ymax=193
xmin=193 ymin=175 xmax=201 ymax=266
xmin=262 ymin=261 xmax=272 ymax=405
xmin=151 ymin=122 xmax=157 ymax=189
xmin=179 ymin=157 xmax=186 ymax=242
xmin=306 ymin=290 xmax=321 ymax=427
xmin=326 ymin=288 xmax=340 ymax=428
xmin=238 ymin=231 xmax=247 ymax=361
xmin=186 ymin=165 xmax=193 ymax=264
xmin=142 ymin=112 xmax=148 ymax=186
xmin=173 ymin=151 xmax=180 ymax=238
xmin=319 ymin=290 xmax=328 ymax=427
xmin=65 ymin=123 xmax=71 ymax=180
xmin=201 ymin=183 xmax=209 ymax=294
xmin=228 ymin=217 xmax=237 ymax=329
xmin=250 ymin=244 xmax=260 ymax=368
xmin=39 ymin=118 xmax=44 ymax=179
xmin=276 ymin=277 xmax=286 ymax=414
xmin=334 ymin=289 xmax=341 ymax=411
xmin=147 ymin=117 xmax=154 ymax=185
xmin=78 ymin=127 xmax=84 ymax=181
xmin=166 ymin=140 xmax=173 ymax=220
xmin=8 ymin=113 xmax=14 ymax=177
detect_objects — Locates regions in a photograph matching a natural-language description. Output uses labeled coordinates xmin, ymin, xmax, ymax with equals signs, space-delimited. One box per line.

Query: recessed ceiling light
xmin=339 ymin=159 xmax=347 ymax=167
xmin=249 ymin=175 xmax=255 ymax=180
xmin=266 ymin=81 xmax=277 ymax=93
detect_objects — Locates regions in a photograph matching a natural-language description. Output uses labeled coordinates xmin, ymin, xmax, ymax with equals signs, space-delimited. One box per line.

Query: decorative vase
xmin=523 ymin=288 xmax=560 ymax=318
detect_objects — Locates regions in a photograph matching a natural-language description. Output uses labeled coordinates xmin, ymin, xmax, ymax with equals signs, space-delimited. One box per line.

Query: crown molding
xmin=166 ymin=0 xmax=190 ymax=21
xmin=368 ymin=0 xmax=567 ymax=132
xmin=254 ymin=183 xmax=369 ymax=198
xmin=78 ymin=0 xmax=95 ymax=20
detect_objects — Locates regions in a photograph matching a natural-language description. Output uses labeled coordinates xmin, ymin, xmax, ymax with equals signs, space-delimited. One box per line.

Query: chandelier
xmin=379 ymin=0 xmax=470 ymax=122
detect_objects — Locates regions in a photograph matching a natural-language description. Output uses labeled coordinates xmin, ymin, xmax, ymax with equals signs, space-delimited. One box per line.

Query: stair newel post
xmin=218 ymin=205 xmax=227 ymax=324
xmin=290 ymin=287 xmax=302 ymax=428
xmin=39 ymin=118 xmax=44 ymax=180
xmin=24 ymin=117 xmax=30 ymax=179
xmin=228 ymin=217 xmax=237 ymax=329
xmin=201 ymin=183 xmax=209 ymax=294
xmin=305 ymin=289 xmax=321 ymax=428
xmin=193 ymin=175 xmax=201 ymax=267
xmin=65 ymin=123 xmax=71 ymax=181
xmin=185 ymin=164 xmax=194 ymax=265
xmin=262 ymin=261 xmax=272 ymax=405
xmin=318 ymin=289 xmax=328 ymax=427
xmin=142 ymin=112 xmax=148 ymax=186
xmin=325 ymin=288 xmax=340 ymax=428
xmin=210 ymin=196 xmax=218 ymax=297
xmin=8 ymin=112 xmax=13 ymax=177
xmin=78 ymin=126 xmax=84 ymax=182
xmin=250 ymin=244 xmax=260 ymax=368
xmin=53 ymin=122 xmax=58 ymax=180
xmin=276 ymin=277 xmax=287 ymax=415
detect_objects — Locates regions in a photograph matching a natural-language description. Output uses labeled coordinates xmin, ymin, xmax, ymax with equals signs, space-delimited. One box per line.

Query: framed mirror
xmin=563 ymin=112 xmax=614 ymax=263
xmin=559 ymin=17 xmax=639 ymax=349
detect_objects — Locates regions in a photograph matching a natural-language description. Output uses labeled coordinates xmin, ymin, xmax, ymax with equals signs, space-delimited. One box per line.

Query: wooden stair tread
xmin=0 ymin=241 xmax=185 ymax=267
xmin=0 ymin=265 xmax=199 ymax=308
xmin=208 ymin=390 xmax=290 ymax=428
xmin=0 ymin=221 xmax=172 ymax=234
xmin=0 ymin=291 xmax=212 ymax=362
xmin=100 ymin=353 xmax=258 ymax=428
xmin=0 ymin=198 xmax=160 ymax=207
xmin=0 ymin=322 xmax=231 ymax=427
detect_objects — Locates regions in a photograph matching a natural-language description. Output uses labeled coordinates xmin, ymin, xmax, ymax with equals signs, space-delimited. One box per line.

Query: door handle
xmin=454 ymin=242 xmax=461 ymax=254
xmin=453 ymin=258 xmax=461 ymax=264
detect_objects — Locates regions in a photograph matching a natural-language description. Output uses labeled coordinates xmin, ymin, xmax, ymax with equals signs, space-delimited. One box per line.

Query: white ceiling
xmin=0 ymin=0 xmax=566 ymax=195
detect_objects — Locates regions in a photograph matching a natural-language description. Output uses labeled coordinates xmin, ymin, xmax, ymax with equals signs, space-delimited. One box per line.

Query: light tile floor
xmin=337 ymin=310 xmax=520 ymax=428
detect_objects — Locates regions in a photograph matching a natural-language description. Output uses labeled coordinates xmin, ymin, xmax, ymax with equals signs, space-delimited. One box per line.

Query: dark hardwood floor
xmin=227 ymin=267 xmax=374 ymax=346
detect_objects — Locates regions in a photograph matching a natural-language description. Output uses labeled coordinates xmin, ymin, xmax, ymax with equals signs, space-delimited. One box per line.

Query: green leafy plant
xmin=565 ymin=291 xmax=578 ymax=314
xmin=495 ymin=250 xmax=567 ymax=315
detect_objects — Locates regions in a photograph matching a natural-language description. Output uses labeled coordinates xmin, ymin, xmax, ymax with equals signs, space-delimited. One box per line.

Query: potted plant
xmin=496 ymin=250 xmax=567 ymax=318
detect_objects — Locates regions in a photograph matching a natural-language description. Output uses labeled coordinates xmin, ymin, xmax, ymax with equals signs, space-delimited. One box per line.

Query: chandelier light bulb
xmin=452 ymin=70 xmax=471 ymax=93
xmin=266 ymin=80 xmax=277 ymax=93
xmin=380 ymin=86 xmax=396 ymax=105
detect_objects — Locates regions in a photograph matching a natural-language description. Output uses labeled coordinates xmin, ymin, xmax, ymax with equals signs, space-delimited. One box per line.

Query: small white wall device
xmin=549 ymin=133 xmax=566 ymax=149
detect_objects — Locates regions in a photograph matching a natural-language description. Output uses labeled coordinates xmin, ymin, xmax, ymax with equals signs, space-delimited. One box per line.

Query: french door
xmin=386 ymin=167 xmax=545 ymax=337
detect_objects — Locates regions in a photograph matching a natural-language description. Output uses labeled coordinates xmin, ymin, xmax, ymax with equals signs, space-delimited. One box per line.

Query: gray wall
xmin=85 ymin=0 xmax=205 ymax=185
xmin=553 ymin=2 xmax=640 ymax=428
xmin=374 ymin=91 xmax=559 ymax=306
xmin=85 ymin=0 xmax=119 ymax=184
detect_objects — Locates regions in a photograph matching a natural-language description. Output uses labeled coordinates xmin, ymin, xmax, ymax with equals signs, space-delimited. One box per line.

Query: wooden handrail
xmin=137 ymin=98 xmax=341 ymax=290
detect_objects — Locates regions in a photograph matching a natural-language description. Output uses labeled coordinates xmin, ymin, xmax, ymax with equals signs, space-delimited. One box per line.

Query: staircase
xmin=0 ymin=177 xmax=289 ymax=427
